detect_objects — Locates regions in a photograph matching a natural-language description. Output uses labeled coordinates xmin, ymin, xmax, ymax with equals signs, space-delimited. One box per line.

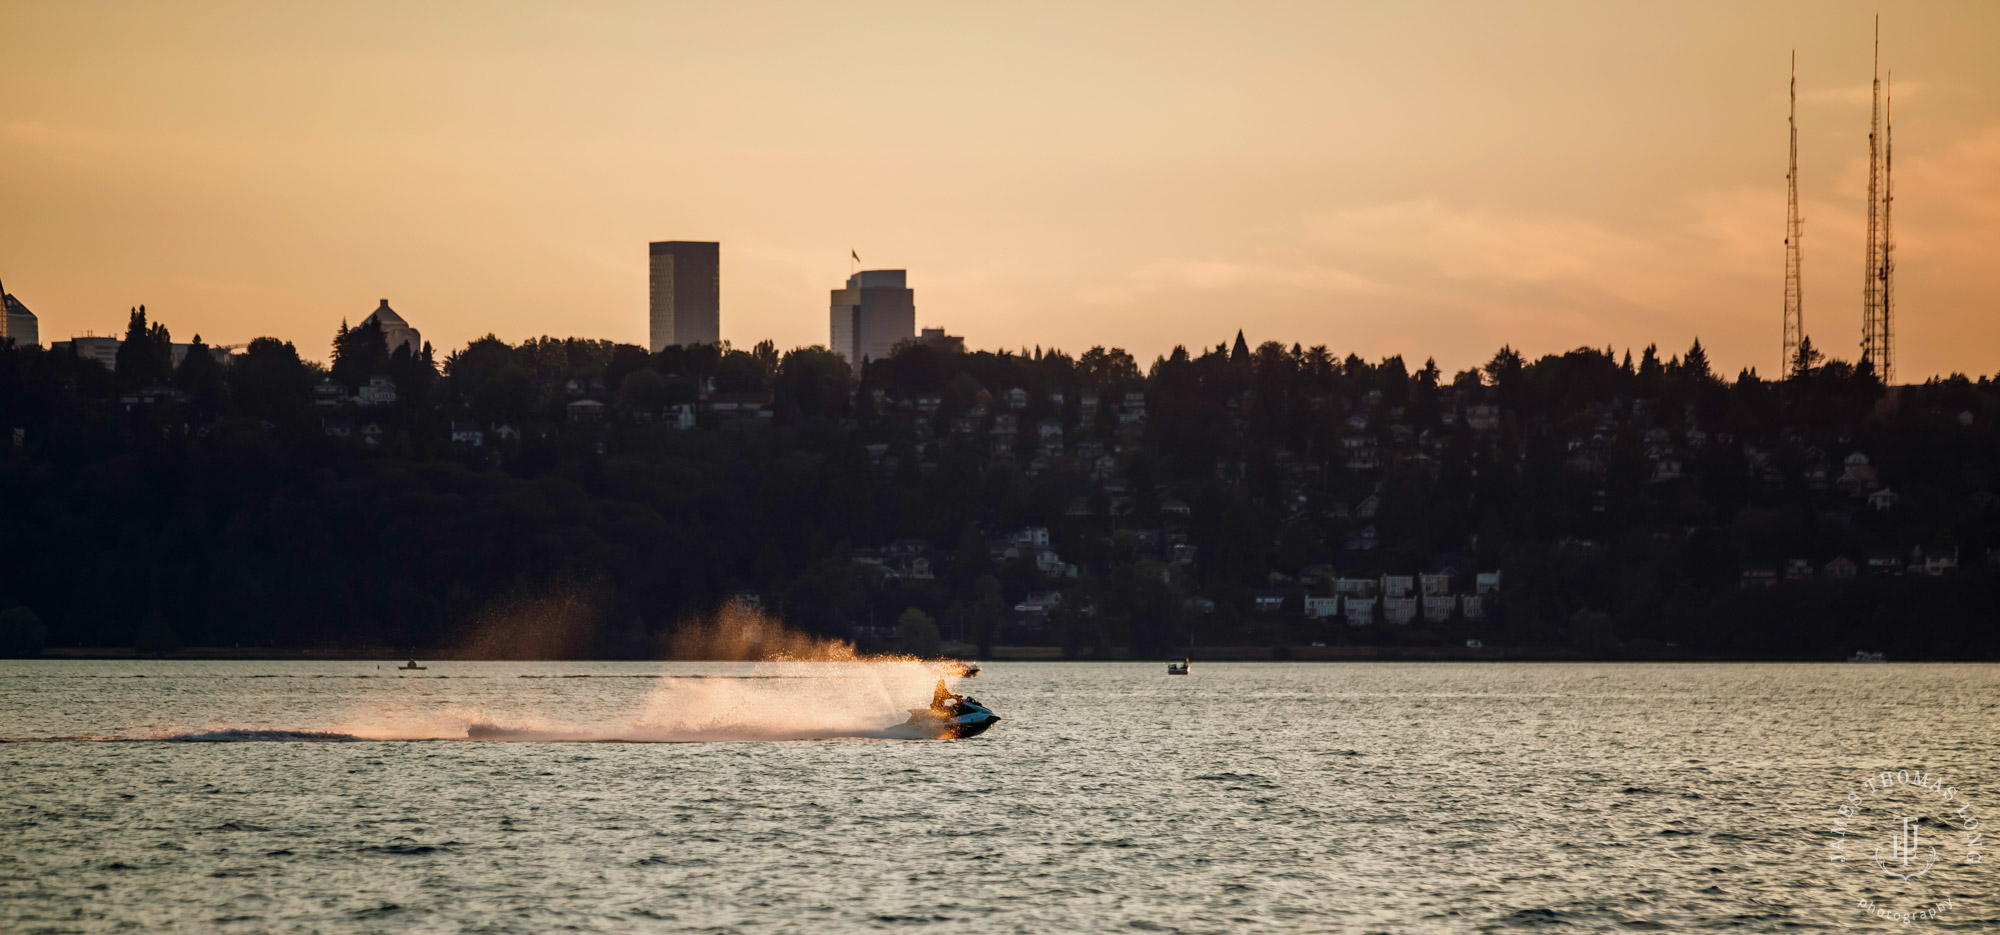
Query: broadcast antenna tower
xmin=1782 ymin=51 xmax=1803 ymax=374
xmin=1859 ymin=17 xmax=1895 ymax=383
xmin=1879 ymin=73 xmax=1894 ymax=384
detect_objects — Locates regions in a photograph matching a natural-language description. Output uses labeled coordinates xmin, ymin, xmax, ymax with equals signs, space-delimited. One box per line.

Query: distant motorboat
xmin=1167 ymin=657 xmax=1189 ymax=675
xmin=944 ymin=660 xmax=981 ymax=678
xmin=1847 ymin=651 xmax=1886 ymax=663
xmin=399 ymin=658 xmax=426 ymax=671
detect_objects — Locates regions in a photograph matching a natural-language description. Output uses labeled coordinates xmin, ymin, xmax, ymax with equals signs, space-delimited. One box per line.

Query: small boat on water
xmin=1847 ymin=651 xmax=1886 ymax=663
xmin=1167 ymin=657 xmax=1190 ymax=675
xmin=944 ymin=660 xmax=981 ymax=678
xmin=399 ymin=657 xmax=426 ymax=671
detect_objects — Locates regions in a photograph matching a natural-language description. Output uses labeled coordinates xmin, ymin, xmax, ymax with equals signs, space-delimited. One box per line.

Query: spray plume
xmin=332 ymin=603 xmax=974 ymax=742
xmin=666 ymin=600 xmax=871 ymax=662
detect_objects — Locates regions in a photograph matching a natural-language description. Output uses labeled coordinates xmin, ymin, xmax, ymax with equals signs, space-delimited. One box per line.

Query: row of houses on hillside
xmin=851 ymin=538 xmax=937 ymax=581
xmin=315 ymin=376 xmax=400 ymax=408
xmin=1738 ymin=546 xmax=1963 ymax=586
xmin=1272 ymin=591 xmax=1490 ymax=626
xmin=1249 ymin=570 xmax=1503 ymax=626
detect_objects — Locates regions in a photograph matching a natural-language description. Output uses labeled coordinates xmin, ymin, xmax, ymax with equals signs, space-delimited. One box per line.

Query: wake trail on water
xmin=9 ymin=607 xmax=971 ymax=744
xmin=6 ymin=723 xmax=937 ymax=743
xmin=342 ymin=653 xmax=951 ymax=742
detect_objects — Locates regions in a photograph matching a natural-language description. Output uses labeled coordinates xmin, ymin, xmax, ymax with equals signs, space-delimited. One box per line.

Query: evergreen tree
xmin=331 ymin=317 xmax=389 ymax=390
xmin=175 ymin=333 xmax=227 ymax=415
xmin=1417 ymin=357 xmax=1441 ymax=389
xmin=1379 ymin=355 xmax=1410 ymax=405
xmin=114 ymin=306 xmax=149 ymax=381
xmin=895 ymin=608 xmax=940 ymax=656
xmin=773 ymin=346 xmax=852 ymax=420
xmin=114 ymin=305 xmax=172 ymax=387
xmin=229 ymin=337 xmax=315 ymax=419
xmin=1637 ymin=344 xmax=1663 ymax=394
xmin=1483 ymin=346 xmax=1524 ymax=405
xmin=387 ymin=339 xmax=439 ymax=407
xmin=1680 ymin=338 xmax=1713 ymax=383
xmin=1789 ymin=336 xmax=1824 ymax=380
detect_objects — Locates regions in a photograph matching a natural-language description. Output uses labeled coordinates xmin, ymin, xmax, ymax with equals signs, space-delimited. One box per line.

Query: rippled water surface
xmin=2 ymin=661 xmax=1996 ymax=933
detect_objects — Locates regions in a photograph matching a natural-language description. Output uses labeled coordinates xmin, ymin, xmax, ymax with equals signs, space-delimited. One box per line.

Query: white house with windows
xmin=359 ymin=376 xmax=397 ymax=406
xmin=1035 ymin=549 xmax=1076 ymax=578
xmin=1333 ymin=577 xmax=1376 ymax=597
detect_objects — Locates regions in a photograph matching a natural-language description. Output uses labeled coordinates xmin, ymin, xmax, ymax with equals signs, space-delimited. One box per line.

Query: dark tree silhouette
xmin=0 ymin=309 xmax=1993 ymax=662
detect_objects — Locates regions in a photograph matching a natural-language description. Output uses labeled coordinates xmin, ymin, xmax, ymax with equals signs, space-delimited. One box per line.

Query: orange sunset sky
xmin=2 ymin=1 xmax=1996 ymax=379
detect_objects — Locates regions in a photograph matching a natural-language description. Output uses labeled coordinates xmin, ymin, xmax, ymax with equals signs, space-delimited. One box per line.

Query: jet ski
xmin=903 ymin=682 xmax=1001 ymax=739
xmin=943 ymin=660 xmax=981 ymax=678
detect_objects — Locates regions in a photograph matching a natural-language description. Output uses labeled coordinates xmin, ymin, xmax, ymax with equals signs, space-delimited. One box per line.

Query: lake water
xmin=1 ymin=661 xmax=1995 ymax=933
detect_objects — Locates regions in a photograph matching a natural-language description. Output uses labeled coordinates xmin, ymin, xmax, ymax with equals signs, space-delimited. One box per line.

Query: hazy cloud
xmin=1305 ymin=199 xmax=1653 ymax=288
xmin=1078 ymin=257 xmax=1388 ymax=307
xmin=1799 ymin=79 xmax=1936 ymax=107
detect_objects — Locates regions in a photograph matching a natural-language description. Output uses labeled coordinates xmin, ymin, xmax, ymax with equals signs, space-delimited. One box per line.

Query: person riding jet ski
xmin=931 ymin=679 xmax=965 ymax=713
xmin=904 ymin=678 xmax=1001 ymax=739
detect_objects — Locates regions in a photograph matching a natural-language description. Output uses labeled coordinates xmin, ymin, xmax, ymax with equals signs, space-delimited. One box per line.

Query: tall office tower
xmin=649 ymin=241 xmax=720 ymax=352
xmin=6 ymin=292 xmax=41 ymax=347
xmin=829 ymin=270 xmax=915 ymax=371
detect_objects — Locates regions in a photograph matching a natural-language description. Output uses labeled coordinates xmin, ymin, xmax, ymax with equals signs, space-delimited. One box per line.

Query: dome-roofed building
xmin=361 ymin=299 xmax=421 ymax=357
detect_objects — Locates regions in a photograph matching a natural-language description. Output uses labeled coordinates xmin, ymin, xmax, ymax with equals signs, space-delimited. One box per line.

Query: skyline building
xmin=52 ymin=335 xmax=121 ymax=369
xmin=908 ymin=326 xmax=964 ymax=355
xmin=0 ymin=273 xmax=34 ymax=346
xmin=5 ymin=292 xmax=40 ymax=347
xmin=830 ymin=269 xmax=915 ymax=371
xmin=649 ymin=241 xmax=720 ymax=352
xmin=360 ymin=299 xmax=422 ymax=357
xmin=45 ymin=335 xmax=228 ymax=370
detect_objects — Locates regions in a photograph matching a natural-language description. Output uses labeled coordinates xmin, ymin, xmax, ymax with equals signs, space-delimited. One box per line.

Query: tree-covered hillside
xmin=4 ymin=310 xmax=1998 ymax=659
